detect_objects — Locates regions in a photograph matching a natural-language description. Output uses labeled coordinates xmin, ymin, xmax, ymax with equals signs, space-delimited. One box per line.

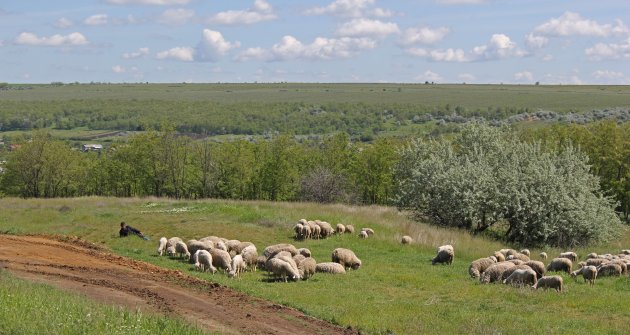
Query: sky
xmin=1 ymin=0 xmax=629 ymax=84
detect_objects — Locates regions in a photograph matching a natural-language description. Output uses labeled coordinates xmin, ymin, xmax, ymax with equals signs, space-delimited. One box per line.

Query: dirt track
xmin=0 ymin=235 xmax=358 ymax=335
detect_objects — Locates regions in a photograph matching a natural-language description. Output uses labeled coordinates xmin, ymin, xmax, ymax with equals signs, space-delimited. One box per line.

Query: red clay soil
xmin=0 ymin=234 xmax=359 ymax=335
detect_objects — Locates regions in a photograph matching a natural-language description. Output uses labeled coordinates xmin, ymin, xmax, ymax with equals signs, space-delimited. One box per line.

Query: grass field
xmin=1 ymin=197 xmax=629 ymax=334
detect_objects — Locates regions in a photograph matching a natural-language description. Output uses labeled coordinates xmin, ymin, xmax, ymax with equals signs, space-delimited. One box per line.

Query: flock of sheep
xmin=429 ymin=244 xmax=630 ymax=292
xmin=156 ymin=218 xmax=367 ymax=282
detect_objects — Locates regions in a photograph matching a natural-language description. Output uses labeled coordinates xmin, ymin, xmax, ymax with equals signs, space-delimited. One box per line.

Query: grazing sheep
xmin=345 ymin=225 xmax=355 ymax=234
xmin=293 ymin=254 xmax=306 ymax=265
xmin=493 ymin=251 xmax=506 ymax=262
xmin=432 ymin=245 xmax=454 ymax=265
xmin=157 ymin=237 xmax=167 ymax=256
xmin=209 ymin=248 xmax=232 ymax=273
xmin=503 ymin=268 xmax=537 ymax=287
xmin=358 ymin=231 xmax=369 ymax=239
xmin=186 ymin=240 xmax=214 ymax=260
xmin=539 ymin=252 xmax=548 ymax=260
xmin=226 ymin=240 xmax=241 ymax=253
xmin=166 ymin=237 xmax=183 ymax=256
xmin=307 ymin=221 xmax=321 ymax=239
xmin=175 ymin=241 xmax=191 ymax=260
xmin=317 ymin=221 xmax=334 ymax=238
xmin=480 ymin=262 xmax=515 ymax=284
xmin=500 ymin=264 xmax=534 ymax=282
xmin=267 ymin=258 xmax=301 ymax=282
xmin=571 ymin=265 xmax=597 ymax=286
xmin=336 ymin=223 xmax=346 ymax=234
xmin=232 ymin=242 xmax=254 ymax=255
xmin=586 ymin=258 xmax=608 ymax=267
xmin=300 ymin=225 xmax=312 ymax=240
xmin=262 ymin=243 xmax=298 ymax=258
xmin=533 ymin=275 xmax=563 ymax=292
xmin=256 ymin=255 xmax=267 ymax=271
xmin=610 ymin=259 xmax=628 ymax=274
xmin=401 ymin=236 xmax=413 ymax=245
xmin=199 ymin=236 xmax=222 ymax=244
xmin=315 ymin=262 xmax=346 ymax=274
xmin=215 ymin=241 xmax=228 ymax=251
xmin=193 ymin=250 xmax=216 ymax=274
xmin=597 ymin=263 xmax=622 ymax=277
xmin=241 ymin=245 xmax=259 ymax=271
xmin=332 ymin=248 xmax=362 ymax=270
xmin=507 ymin=253 xmax=530 ymax=262
xmin=294 ymin=223 xmax=304 ymax=239
xmin=559 ymin=252 xmax=578 ymax=262
xmin=298 ymin=257 xmax=317 ymax=280
xmin=469 ymin=257 xmax=496 ymax=279
xmin=229 ymin=254 xmax=246 ymax=278
xmin=361 ymin=228 xmax=375 ymax=236
xmin=297 ymin=248 xmax=312 ymax=258
xmin=547 ymin=258 xmax=573 ymax=274
xmin=586 ymin=252 xmax=598 ymax=259
xmin=520 ymin=249 xmax=531 ymax=257
xmin=524 ymin=261 xmax=546 ymax=278
xmin=507 ymin=259 xmax=525 ymax=266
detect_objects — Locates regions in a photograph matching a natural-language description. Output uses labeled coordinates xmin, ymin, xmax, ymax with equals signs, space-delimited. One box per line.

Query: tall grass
xmin=0 ymin=271 xmax=209 ymax=335
xmin=1 ymin=197 xmax=629 ymax=334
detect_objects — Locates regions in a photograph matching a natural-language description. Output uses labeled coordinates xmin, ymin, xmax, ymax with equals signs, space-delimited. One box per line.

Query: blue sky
xmin=1 ymin=0 xmax=629 ymax=84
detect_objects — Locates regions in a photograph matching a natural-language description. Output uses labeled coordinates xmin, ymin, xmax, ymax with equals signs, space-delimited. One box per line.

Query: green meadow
xmin=1 ymin=197 xmax=629 ymax=334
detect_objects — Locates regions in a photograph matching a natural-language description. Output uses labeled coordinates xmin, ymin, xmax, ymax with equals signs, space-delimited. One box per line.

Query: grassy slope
xmin=1 ymin=197 xmax=629 ymax=334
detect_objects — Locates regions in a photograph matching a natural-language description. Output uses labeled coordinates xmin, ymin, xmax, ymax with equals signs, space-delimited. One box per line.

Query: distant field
xmin=1 ymin=197 xmax=629 ymax=334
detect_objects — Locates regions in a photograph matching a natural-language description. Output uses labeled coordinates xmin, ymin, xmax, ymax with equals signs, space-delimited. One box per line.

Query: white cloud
xmin=304 ymin=0 xmax=374 ymax=18
xmin=206 ymin=0 xmax=276 ymax=25
xmin=400 ymin=26 xmax=449 ymax=45
xmin=195 ymin=29 xmax=241 ymax=61
xmin=414 ymin=70 xmax=442 ymax=82
xmin=524 ymin=33 xmax=548 ymax=49
xmin=458 ymin=73 xmax=475 ymax=82
xmin=471 ymin=33 xmax=526 ymax=60
xmin=14 ymin=32 xmax=88 ymax=46
xmin=592 ymin=70 xmax=625 ymax=80
xmin=158 ymin=8 xmax=195 ymax=25
xmin=370 ymin=8 xmax=394 ymax=18
xmin=336 ymin=19 xmax=399 ymax=39
xmin=406 ymin=47 xmax=468 ymax=62
xmin=435 ymin=0 xmax=488 ymax=4
xmin=122 ymin=47 xmax=149 ymax=59
xmin=112 ymin=65 xmax=126 ymax=73
xmin=107 ymin=0 xmax=190 ymax=5
xmin=534 ymin=12 xmax=629 ymax=38
xmin=156 ymin=46 xmax=195 ymax=61
xmin=514 ymin=71 xmax=534 ymax=82
xmin=585 ymin=38 xmax=630 ymax=60
xmin=236 ymin=35 xmax=377 ymax=61
xmin=542 ymin=54 xmax=554 ymax=61
xmin=84 ymin=14 xmax=108 ymax=25
xmin=55 ymin=17 xmax=74 ymax=28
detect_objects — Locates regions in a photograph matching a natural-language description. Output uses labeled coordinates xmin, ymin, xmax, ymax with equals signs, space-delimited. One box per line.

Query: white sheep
xmin=533 ymin=275 xmax=563 ymax=292
xmin=539 ymin=252 xmax=548 ymax=260
xmin=294 ymin=223 xmax=304 ymax=239
xmin=332 ymin=248 xmax=362 ymax=270
xmin=298 ymin=257 xmax=317 ymax=280
xmin=307 ymin=221 xmax=321 ymax=239
xmin=336 ymin=223 xmax=346 ymax=234
xmin=315 ymin=262 xmax=346 ymax=274
xmin=547 ymin=258 xmax=573 ymax=274
xmin=300 ymin=224 xmax=312 ymax=240
xmin=186 ymin=240 xmax=214 ymax=260
xmin=524 ymin=260 xmax=546 ymax=278
xmin=232 ymin=241 xmax=254 ymax=255
xmin=571 ymin=265 xmax=597 ymax=286
xmin=345 ymin=225 xmax=355 ymax=234
xmin=262 ymin=243 xmax=298 ymax=258
xmin=229 ymin=254 xmax=246 ymax=278
xmin=193 ymin=250 xmax=216 ymax=274
xmin=597 ymin=263 xmax=622 ymax=277
xmin=157 ymin=237 xmax=167 ymax=256
xmin=480 ymin=262 xmax=515 ymax=284
xmin=586 ymin=252 xmax=598 ymax=259
xmin=166 ymin=237 xmax=183 ymax=257
xmin=360 ymin=227 xmax=375 ymax=236
xmin=358 ymin=231 xmax=369 ymax=239
xmin=267 ymin=258 xmax=301 ymax=282
xmin=520 ymin=249 xmax=531 ymax=257
xmin=316 ymin=221 xmax=334 ymax=238
xmin=492 ymin=251 xmax=506 ymax=262
xmin=241 ymin=245 xmax=259 ymax=271
xmin=401 ymin=236 xmax=413 ymax=245
xmin=559 ymin=252 xmax=578 ymax=262
xmin=297 ymin=248 xmax=312 ymax=258
xmin=175 ymin=241 xmax=191 ymax=260
xmin=503 ymin=268 xmax=537 ymax=287
xmin=468 ymin=257 xmax=496 ymax=279
xmin=432 ymin=245 xmax=454 ymax=265
xmin=210 ymin=248 xmax=232 ymax=273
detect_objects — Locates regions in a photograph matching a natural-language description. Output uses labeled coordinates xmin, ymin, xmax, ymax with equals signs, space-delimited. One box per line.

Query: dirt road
xmin=0 ymin=234 xmax=358 ymax=335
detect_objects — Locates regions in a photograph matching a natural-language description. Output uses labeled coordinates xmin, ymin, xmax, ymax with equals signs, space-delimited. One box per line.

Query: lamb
xmin=241 ymin=245 xmax=259 ymax=271
xmin=547 ymin=258 xmax=572 ymax=274
xmin=401 ymin=236 xmax=413 ymax=245
xmin=209 ymin=248 xmax=232 ymax=273
xmin=315 ymin=262 xmax=346 ymax=274
xmin=520 ymin=249 xmax=531 ymax=257
xmin=559 ymin=252 xmax=578 ymax=262
xmin=229 ymin=254 xmax=246 ymax=278
xmin=597 ymin=263 xmax=622 ymax=277
xmin=157 ymin=237 xmax=167 ymax=256
xmin=480 ymin=262 xmax=515 ymax=284
xmin=262 ymin=243 xmax=298 ymax=258
xmin=503 ymin=268 xmax=537 ymax=287
xmin=432 ymin=245 xmax=454 ymax=265
xmin=524 ymin=260 xmax=546 ymax=278
xmin=360 ymin=228 xmax=375 ymax=236
xmin=332 ymin=248 xmax=362 ymax=270
xmin=344 ymin=225 xmax=355 ymax=234
xmin=297 ymin=248 xmax=312 ymax=258
xmin=533 ymin=275 xmax=563 ymax=292
xmin=468 ymin=257 xmax=496 ymax=279
xmin=174 ymin=241 xmax=191 ymax=260
xmin=571 ymin=265 xmax=597 ymax=286
xmin=193 ymin=250 xmax=216 ymax=274
xmin=539 ymin=252 xmax=548 ymax=260
xmin=298 ymin=257 xmax=317 ymax=280
xmin=267 ymin=258 xmax=301 ymax=282
xmin=336 ymin=223 xmax=346 ymax=234
xmin=358 ymin=231 xmax=369 ymax=239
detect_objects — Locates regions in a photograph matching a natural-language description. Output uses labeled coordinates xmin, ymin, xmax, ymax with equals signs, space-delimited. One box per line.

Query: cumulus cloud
xmin=336 ymin=19 xmax=399 ymax=39
xmin=158 ymin=8 xmax=195 ymax=25
xmin=414 ymin=70 xmax=442 ymax=82
xmin=406 ymin=33 xmax=525 ymax=62
xmin=304 ymin=0 xmax=393 ymax=19
xmin=592 ymin=70 xmax=625 ymax=80
xmin=514 ymin=71 xmax=534 ymax=82
xmin=107 ymin=0 xmax=190 ymax=5
xmin=14 ymin=32 xmax=88 ymax=46
xmin=524 ymin=33 xmax=548 ymax=49
xmin=122 ymin=47 xmax=149 ymax=59
xmin=196 ymin=29 xmax=241 ymax=61
xmin=84 ymin=14 xmax=108 ymax=25
xmin=206 ymin=0 xmax=276 ymax=25
xmin=585 ymin=38 xmax=630 ymax=60
xmin=534 ymin=12 xmax=629 ymax=38
xmin=236 ymin=35 xmax=377 ymax=61
xmin=55 ymin=17 xmax=74 ymax=28
xmin=112 ymin=65 xmax=126 ymax=73
xmin=156 ymin=46 xmax=195 ymax=61
xmin=407 ymin=47 xmax=467 ymax=62
xmin=400 ymin=26 xmax=450 ymax=45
